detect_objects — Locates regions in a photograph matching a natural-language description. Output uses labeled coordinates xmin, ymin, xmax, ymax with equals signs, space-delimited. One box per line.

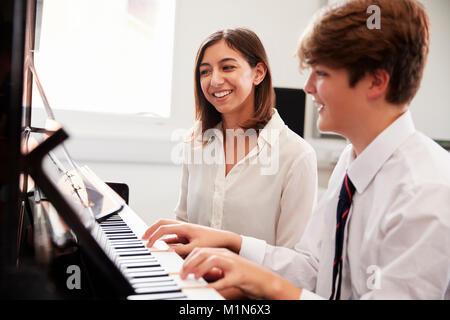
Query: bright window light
xmin=32 ymin=0 xmax=176 ymax=117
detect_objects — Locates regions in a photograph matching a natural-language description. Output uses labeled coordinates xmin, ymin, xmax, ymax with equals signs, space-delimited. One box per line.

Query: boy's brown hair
xmin=194 ymin=28 xmax=275 ymax=135
xmin=297 ymin=0 xmax=430 ymax=105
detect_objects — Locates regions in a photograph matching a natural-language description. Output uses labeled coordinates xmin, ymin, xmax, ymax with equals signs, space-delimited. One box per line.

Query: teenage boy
xmin=143 ymin=0 xmax=450 ymax=299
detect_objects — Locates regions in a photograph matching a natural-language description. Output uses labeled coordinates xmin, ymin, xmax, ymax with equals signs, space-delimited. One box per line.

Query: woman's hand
xmin=180 ymin=247 xmax=303 ymax=300
xmin=141 ymin=219 xmax=242 ymax=257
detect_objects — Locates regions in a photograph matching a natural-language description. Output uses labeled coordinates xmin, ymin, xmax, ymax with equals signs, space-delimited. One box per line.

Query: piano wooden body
xmin=0 ymin=0 xmax=223 ymax=300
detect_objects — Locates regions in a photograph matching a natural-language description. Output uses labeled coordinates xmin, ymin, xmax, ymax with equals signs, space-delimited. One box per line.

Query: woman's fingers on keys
xmin=162 ymin=235 xmax=188 ymax=244
xmin=181 ymin=248 xmax=225 ymax=278
xmin=180 ymin=247 xmax=207 ymax=279
xmin=145 ymin=223 xmax=190 ymax=248
xmin=202 ymin=267 xmax=224 ymax=282
xmin=183 ymin=249 xmax=230 ymax=281
xmin=172 ymin=242 xmax=196 ymax=258
xmin=142 ymin=219 xmax=180 ymax=240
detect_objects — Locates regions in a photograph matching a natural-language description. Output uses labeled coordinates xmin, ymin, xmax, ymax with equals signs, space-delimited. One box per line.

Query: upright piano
xmin=28 ymin=141 xmax=224 ymax=300
xmin=0 ymin=0 xmax=223 ymax=300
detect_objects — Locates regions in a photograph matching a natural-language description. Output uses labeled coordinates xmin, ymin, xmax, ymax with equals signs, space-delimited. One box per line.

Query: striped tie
xmin=330 ymin=173 xmax=356 ymax=300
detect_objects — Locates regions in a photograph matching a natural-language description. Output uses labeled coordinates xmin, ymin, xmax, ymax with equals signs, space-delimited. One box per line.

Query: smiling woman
xmin=198 ymin=39 xmax=267 ymax=130
xmin=157 ymin=28 xmax=319 ymax=250
xmin=194 ymin=28 xmax=275 ymax=133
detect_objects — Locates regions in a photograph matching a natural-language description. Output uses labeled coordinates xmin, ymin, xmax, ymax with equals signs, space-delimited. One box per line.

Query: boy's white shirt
xmin=240 ymin=110 xmax=450 ymax=300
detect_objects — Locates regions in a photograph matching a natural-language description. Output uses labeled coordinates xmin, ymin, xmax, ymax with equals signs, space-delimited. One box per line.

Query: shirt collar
xmin=258 ymin=108 xmax=284 ymax=147
xmin=347 ymin=110 xmax=416 ymax=194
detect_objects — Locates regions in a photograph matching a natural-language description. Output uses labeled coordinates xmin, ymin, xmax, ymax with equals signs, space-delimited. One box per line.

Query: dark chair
xmin=106 ymin=182 xmax=129 ymax=205
xmin=274 ymin=87 xmax=306 ymax=137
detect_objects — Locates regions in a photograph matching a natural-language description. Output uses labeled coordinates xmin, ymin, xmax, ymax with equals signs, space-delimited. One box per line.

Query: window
xmin=32 ymin=0 xmax=176 ymax=117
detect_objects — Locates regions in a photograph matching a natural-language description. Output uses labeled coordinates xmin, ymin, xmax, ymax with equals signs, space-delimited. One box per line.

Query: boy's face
xmin=304 ymin=64 xmax=366 ymax=137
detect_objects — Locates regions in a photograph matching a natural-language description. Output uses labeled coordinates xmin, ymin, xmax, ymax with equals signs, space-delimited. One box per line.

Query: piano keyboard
xmin=95 ymin=209 xmax=224 ymax=300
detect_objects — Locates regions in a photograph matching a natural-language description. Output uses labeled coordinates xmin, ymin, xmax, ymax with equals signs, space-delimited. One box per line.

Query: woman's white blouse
xmin=174 ymin=109 xmax=318 ymax=248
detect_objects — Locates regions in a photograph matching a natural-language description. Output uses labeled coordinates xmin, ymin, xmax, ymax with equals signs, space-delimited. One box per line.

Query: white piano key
xmin=114 ymin=248 xmax=148 ymax=253
xmin=182 ymin=288 xmax=225 ymax=300
xmin=100 ymin=222 xmax=128 ymax=226
xmin=132 ymin=280 xmax=175 ymax=288
xmin=127 ymin=292 xmax=187 ymax=300
xmin=118 ymin=257 xmax=158 ymax=264
xmin=128 ymin=276 xmax=173 ymax=285
xmin=113 ymin=243 xmax=146 ymax=247
xmin=134 ymin=285 xmax=181 ymax=295
xmin=150 ymin=251 xmax=185 ymax=274
xmin=171 ymin=274 xmax=208 ymax=288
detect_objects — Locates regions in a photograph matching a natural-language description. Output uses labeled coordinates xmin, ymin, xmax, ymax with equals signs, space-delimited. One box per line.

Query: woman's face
xmin=198 ymin=39 xmax=263 ymax=120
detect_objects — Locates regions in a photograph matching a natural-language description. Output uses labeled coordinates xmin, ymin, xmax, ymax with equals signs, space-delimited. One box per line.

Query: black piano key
xmin=113 ymin=245 xmax=146 ymax=250
xmin=101 ymin=226 xmax=130 ymax=230
xmin=100 ymin=223 xmax=129 ymax=227
xmin=103 ymin=214 xmax=121 ymax=219
xmin=109 ymin=239 xmax=143 ymax=244
xmin=113 ymin=245 xmax=147 ymax=250
xmin=124 ymin=262 xmax=161 ymax=268
xmin=109 ymin=238 xmax=142 ymax=242
xmin=101 ymin=219 xmax=123 ymax=224
xmin=114 ymin=246 xmax=148 ymax=251
xmin=105 ymin=230 xmax=133 ymax=234
xmin=122 ymin=259 xmax=159 ymax=264
xmin=119 ymin=252 xmax=152 ymax=257
xmin=116 ymin=250 xmax=150 ymax=255
xmin=108 ymin=236 xmax=138 ymax=240
xmin=105 ymin=230 xmax=134 ymax=235
xmin=128 ymin=276 xmax=173 ymax=284
xmin=100 ymin=222 xmax=127 ymax=225
xmin=125 ymin=266 xmax=165 ymax=273
xmin=112 ymin=240 xmax=146 ymax=245
xmin=127 ymin=270 xmax=168 ymax=278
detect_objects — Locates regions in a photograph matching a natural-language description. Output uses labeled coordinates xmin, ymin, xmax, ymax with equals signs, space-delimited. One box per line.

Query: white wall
xmin=37 ymin=0 xmax=449 ymax=226
xmin=409 ymin=0 xmax=450 ymax=140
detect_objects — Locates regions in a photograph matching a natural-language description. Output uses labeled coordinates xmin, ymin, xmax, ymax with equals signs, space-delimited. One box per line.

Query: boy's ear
xmin=368 ymin=68 xmax=390 ymax=100
xmin=253 ymin=62 xmax=267 ymax=86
